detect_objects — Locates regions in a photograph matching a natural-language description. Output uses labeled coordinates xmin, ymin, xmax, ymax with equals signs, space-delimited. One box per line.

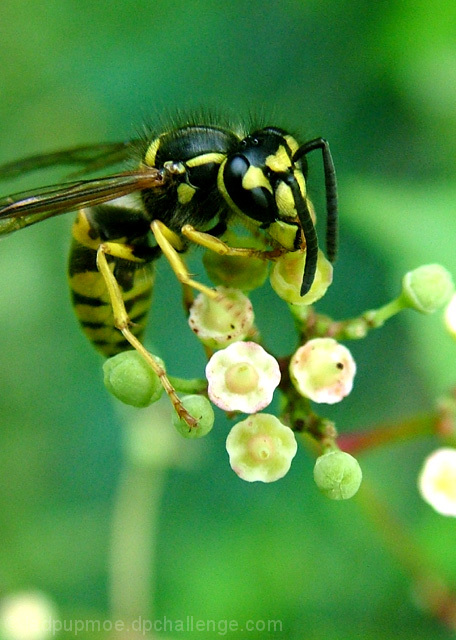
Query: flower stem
xmin=338 ymin=392 xmax=456 ymax=454
xmin=108 ymin=459 xmax=164 ymax=621
xmin=357 ymin=480 xmax=456 ymax=630
xmin=337 ymin=412 xmax=438 ymax=454
xmin=108 ymin=405 xmax=172 ymax=622
xmin=168 ymin=375 xmax=207 ymax=395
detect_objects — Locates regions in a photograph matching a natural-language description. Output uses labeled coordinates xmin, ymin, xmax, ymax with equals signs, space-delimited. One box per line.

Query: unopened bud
xmin=103 ymin=351 xmax=164 ymax=407
xmin=270 ymin=249 xmax=332 ymax=305
xmin=203 ymin=232 xmax=269 ymax=292
xmin=172 ymin=395 xmax=214 ymax=438
xmin=313 ymin=450 xmax=362 ymax=500
xmin=401 ymin=264 xmax=454 ymax=314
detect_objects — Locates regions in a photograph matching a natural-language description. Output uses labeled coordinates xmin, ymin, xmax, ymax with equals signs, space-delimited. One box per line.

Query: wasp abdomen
xmin=68 ymin=208 xmax=155 ymax=357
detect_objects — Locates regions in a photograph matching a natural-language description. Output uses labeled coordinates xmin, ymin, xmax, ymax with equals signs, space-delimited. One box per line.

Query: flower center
xmin=248 ymin=435 xmax=274 ymax=461
xmin=225 ymin=361 xmax=259 ymax=394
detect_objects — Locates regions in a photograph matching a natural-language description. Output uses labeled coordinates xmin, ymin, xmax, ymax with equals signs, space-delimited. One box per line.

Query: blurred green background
xmin=1 ymin=0 xmax=456 ymax=638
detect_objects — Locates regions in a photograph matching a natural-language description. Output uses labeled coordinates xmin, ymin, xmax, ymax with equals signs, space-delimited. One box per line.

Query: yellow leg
xmin=181 ymin=224 xmax=285 ymax=260
xmin=151 ymin=220 xmax=218 ymax=299
xmin=96 ymin=243 xmax=198 ymax=427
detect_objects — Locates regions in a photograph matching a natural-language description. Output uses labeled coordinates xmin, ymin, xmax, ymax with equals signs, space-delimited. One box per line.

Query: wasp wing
xmin=0 ymin=167 xmax=165 ymax=236
xmin=0 ymin=140 xmax=142 ymax=181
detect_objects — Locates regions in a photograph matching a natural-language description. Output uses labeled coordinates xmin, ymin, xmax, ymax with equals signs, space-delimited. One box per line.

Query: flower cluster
xmin=102 ymin=233 xmax=455 ymax=502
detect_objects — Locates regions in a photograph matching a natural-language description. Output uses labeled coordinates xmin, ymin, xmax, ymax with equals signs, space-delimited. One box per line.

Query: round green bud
xmin=203 ymin=232 xmax=269 ymax=292
xmin=103 ymin=351 xmax=164 ymax=408
xmin=401 ymin=264 xmax=454 ymax=314
xmin=313 ymin=450 xmax=362 ymax=500
xmin=172 ymin=395 xmax=214 ymax=438
xmin=270 ymin=249 xmax=333 ymax=305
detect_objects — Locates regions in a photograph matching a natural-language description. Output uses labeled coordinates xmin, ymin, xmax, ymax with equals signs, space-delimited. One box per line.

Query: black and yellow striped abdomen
xmin=68 ymin=208 xmax=155 ymax=357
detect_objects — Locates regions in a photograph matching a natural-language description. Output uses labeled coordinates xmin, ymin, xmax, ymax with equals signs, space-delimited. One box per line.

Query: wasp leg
xmin=96 ymin=242 xmax=198 ymax=427
xmin=150 ymin=220 xmax=219 ymax=299
xmin=181 ymin=224 xmax=284 ymax=261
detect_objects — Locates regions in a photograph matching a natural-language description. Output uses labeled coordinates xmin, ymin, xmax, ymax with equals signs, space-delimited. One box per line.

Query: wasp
xmin=0 ymin=117 xmax=338 ymax=425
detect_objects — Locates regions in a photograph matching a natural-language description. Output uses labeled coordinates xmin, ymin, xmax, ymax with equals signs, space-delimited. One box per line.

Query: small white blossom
xmin=444 ymin=293 xmax=456 ymax=339
xmin=0 ymin=592 xmax=58 ymax=640
xmin=226 ymin=413 xmax=297 ymax=482
xmin=206 ymin=342 xmax=281 ymax=413
xmin=188 ymin=287 xmax=254 ymax=348
xmin=289 ymin=338 xmax=356 ymax=404
xmin=418 ymin=448 xmax=456 ymax=516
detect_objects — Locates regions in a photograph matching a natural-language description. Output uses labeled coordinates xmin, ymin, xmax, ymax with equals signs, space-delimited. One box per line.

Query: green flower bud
xmin=401 ymin=264 xmax=454 ymax=314
xmin=313 ymin=450 xmax=362 ymax=500
xmin=203 ymin=232 xmax=269 ymax=292
xmin=172 ymin=395 xmax=214 ymax=438
xmin=270 ymin=249 xmax=333 ymax=305
xmin=226 ymin=413 xmax=297 ymax=482
xmin=188 ymin=287 xmax=254 ymax=349
xmin=103 ymin=351 xmax=164 ymax=408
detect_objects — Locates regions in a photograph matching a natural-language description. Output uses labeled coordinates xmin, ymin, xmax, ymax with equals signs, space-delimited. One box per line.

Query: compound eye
xmin=226 ymin=154 xmax=249 ymax=180
xmin=222 ymin=154 xmax=277 ymax=224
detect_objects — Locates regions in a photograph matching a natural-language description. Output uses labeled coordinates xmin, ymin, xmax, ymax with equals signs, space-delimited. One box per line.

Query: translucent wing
xmin=0 ymin=140 xmax=142 ymax=181
xmin=0 ymin=167 xmax=165 ymax=236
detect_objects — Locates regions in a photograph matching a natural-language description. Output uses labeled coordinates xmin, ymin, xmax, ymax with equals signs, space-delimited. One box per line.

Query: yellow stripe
xmin=129 ymin=297 xmax=153 ymax=319
xmin=70 ymin=271 xmax=110 ymax=299
xmin=265 ymin=145 xmax=292 ymax=173
xmin=242 ymin=165 xmax=272 ymax=192
xmin=71 ymin=211 xmax=101 ymax=250
xmin=275 ymin=182 xmax=297 ymax=218
xmin=285 ymin=135 xmax=300 ymax=156
xmin=186 ymin=152 xmax=226 ymax=168
xmin=74 ymin=304 xmax=112 ymax=323
xmin=144 ymin=137 xmax=161 ymax=167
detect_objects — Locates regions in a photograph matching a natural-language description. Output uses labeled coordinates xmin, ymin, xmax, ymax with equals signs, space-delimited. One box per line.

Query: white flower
xmin=418 ymin=448 xmax=456 ymax=516
xmin=444 ymin=293 xmax=456 ymax=339
xmin=289 ymin=338 xmax=356 ymax=404
xmin=206 ymin=341 xmax=281 ymax=413
xmin=188 ymin=287 xmax=254 ymax=348
xmin=0 ymin=592 xmax=58 ymax=640
xmin=226 ymin=413 xmax=297 ymax=482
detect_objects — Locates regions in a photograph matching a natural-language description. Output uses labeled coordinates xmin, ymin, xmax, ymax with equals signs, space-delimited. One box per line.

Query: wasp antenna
xmin=293 ymin=137 xmax=338 ymax=264
xmin=285 ymin=174 xmax=318 ymax=296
